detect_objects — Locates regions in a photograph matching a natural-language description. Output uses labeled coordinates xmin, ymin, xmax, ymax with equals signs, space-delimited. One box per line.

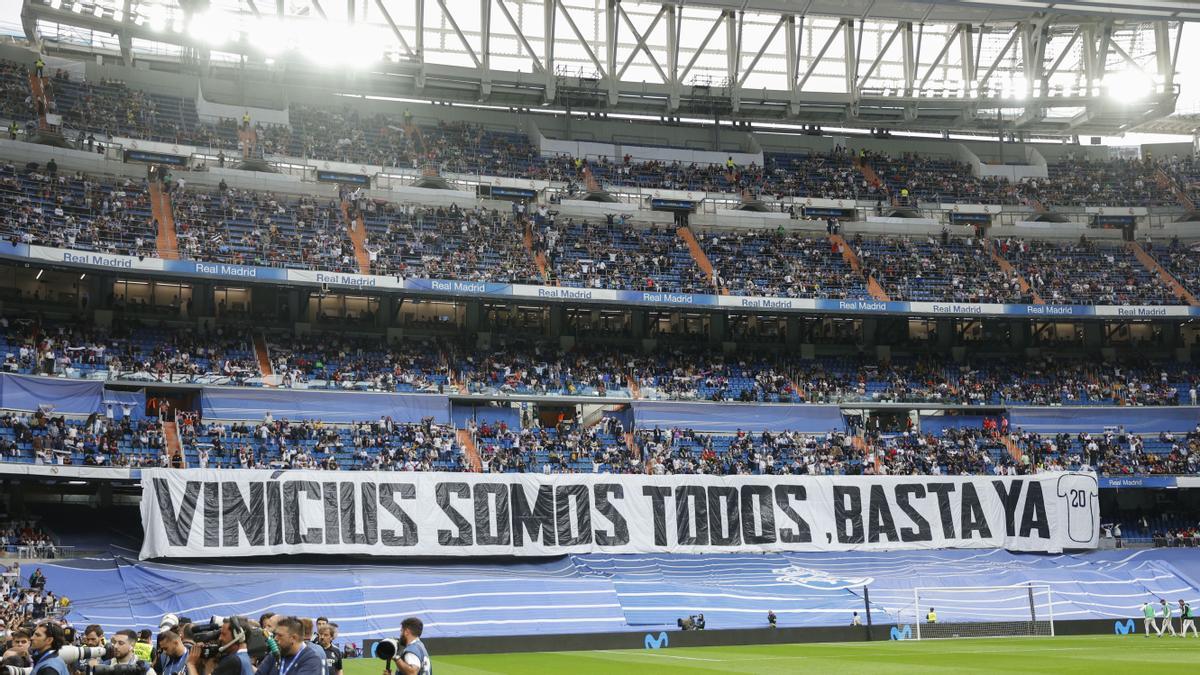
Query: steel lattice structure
xmin=19 ymin=0 xmax=1195 ymax=135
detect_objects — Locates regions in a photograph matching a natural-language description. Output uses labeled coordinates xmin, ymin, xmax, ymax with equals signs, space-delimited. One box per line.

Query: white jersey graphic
xmin=1056 ymin=473 xmax=1099 ymax=545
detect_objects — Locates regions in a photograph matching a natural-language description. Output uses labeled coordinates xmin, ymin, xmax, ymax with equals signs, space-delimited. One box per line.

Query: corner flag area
xmin=344 ymin=635 xmax=1200 ymax=674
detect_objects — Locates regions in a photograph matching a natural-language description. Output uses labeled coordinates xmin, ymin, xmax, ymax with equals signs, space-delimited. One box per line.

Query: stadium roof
xmin=20 ymin=0 xmax=1188 ymax=135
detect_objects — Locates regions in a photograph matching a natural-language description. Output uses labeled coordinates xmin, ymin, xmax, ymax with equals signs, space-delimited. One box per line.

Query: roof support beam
xmin=678 ymin=10 xmax=723 ymax=83
xmin=858 ymin=21 xmax=902 ymax=88
xmin=556 ymin=0 xmax=604 ymax=77
xmin=797 ymin=18 xmax=844 ymax=92
xmin=665 ymin=3 xmax=679 ymax=110
xmin=616 ymin=3 xmax=667 ymax=83
xmin=434 ymin=0 xmax=480 ymax=68
xmin=917 ymin=23 xmax=962 ymax=90
xmin=543 ymin=0 xmax=555 ymax=102
xmin=738 ymin=14 xmax=785 ymax=88
xmin=976 ymin=25 xmax=1020 ymax=92
xmin=495 ymin=0 xmax=543 ymax=72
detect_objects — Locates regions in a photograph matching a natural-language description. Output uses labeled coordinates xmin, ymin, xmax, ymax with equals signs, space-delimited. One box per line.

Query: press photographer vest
xmin=33 ymin=650 xmax=70 ymax=675
xmin=401 ymin=640 xmax=430 ymax=675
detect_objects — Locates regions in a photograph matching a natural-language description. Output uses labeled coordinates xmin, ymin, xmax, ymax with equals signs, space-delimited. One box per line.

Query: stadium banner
xmin=27 ymin=245 xmax=166 ymax=272
xmin=1097 ymin=476 xmax=1177 ymax=489
xmin=163 ymin=260 xmax=288 ymax=281
xmin=287 ymin=269 xmax=403 ymax=289
xmin=138 ymin=469 xmax=1099 ymax=559
xmin=123 ymin=149 xmax=189 ymax=167
xmin=405 ymin=278 xmax=512 ymax=295
xmin=510 ymin=284 xmax=621 ymax=302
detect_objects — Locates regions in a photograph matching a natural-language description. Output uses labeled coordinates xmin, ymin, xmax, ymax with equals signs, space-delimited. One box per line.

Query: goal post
xmin=912 ymin=584 xmax=1055 ymax=640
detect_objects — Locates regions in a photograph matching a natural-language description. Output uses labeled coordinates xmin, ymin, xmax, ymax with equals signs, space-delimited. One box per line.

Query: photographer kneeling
xmin=254 ymin=618 xmax=320 ymax=675
xmin=185 ymin=619 xmax=252 ymax=675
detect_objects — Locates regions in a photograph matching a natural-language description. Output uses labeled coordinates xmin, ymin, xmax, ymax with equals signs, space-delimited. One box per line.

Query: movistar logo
xmin=1114 ymin=619 xmax=1136 ymax=635
xmin=644 ymin=632 xmax=669 ymax=649
xmin=890 ymin=624 xmax=912 ymax=640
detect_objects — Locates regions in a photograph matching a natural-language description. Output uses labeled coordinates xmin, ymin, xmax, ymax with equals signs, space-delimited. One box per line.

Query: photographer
xmin=254 ymin=618 xmax=320 ymax=675
xmin=383 ymin=618 xmax=429 ymax=675
xmin=29 ymin=622 xmax=70 ymax=675
xmin=104 ymin=630 xmax=156 ymax=675
xmin=153 ymin=631 xmax=187 ymax=675
xmin=185 ymin=619 xmax=251 ymax=675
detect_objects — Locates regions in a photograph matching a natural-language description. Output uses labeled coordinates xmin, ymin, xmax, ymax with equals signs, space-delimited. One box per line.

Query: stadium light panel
xmin=1105 ymin=70 xmax=1151 ymax=101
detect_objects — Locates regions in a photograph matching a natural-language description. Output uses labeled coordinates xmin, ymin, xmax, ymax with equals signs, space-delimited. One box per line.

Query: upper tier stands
xmin=544 ymin=220 xmax=711 ymax=293
xmin=854 ymin=234 xmax=1029 ymax=303
xmin=704 ymin=229 xmax=869 ymax=299
xmin=0 ymin=61 xmax=1194 ymax=210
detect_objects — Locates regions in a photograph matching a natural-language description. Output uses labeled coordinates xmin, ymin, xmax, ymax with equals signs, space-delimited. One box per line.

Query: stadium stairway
xmin=27 ymin=71 xmax=49 ymax=131
xmin=831 ymin=234 xmax=890 ymax=301
xmin=340 ymin=201 xmax=371 ymax=274
xmin=1156 ymin=165 xmax=1196 ymax=211
xmin=626 ymin=371 xmax=641 ymax=399
xmin=1000 ymin=434 xmax=1025 ymax=462
xmin=986 ymin=238 xmax=1043 ymax=304
xmin=149 ymin=181 xmax=179 ymax=260
xmin=853 ymin=157 xmax=882 ymax=189
xmin=252 ymin=334 xmax=275 ymax=383
xmin=852 ymin=435 xmax=881 ymax=472
xmin=1129 ymin=241 xmax=1200 ymax=306
xmin=524 ymin=221 xmax=551 ymax=282
xmin=457 ymin=429 xmax=482 ymax=471
xmin=677 ymin=227 xmax=722 ymax=293
xmin=162 ymin=418 xmax=184 ymax=468
xmin=237 ymin=126 xmax=257 ymax=159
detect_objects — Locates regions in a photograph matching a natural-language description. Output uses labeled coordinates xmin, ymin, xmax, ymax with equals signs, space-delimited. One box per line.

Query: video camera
xmin=189 ymin=617 xmax=270 ymax=661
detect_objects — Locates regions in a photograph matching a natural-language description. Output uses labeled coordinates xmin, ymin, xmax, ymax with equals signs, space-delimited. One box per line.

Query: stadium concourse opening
xmin=4 ymin=1 xmax=1200 ymax=671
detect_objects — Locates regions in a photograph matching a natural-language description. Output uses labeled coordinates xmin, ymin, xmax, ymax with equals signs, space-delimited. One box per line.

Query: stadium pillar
xmin=631 ymin=310 xmax=647 ymax=339
xmin=1010 ymin=320 xmax=1030 ymax=349
xmin=1083 ymin=322 xmax=1103 ymax=349
xmin=709 ymin=312 xmax=726 ymax=344
xmin=549 ymin=304 xmax=565 ymax=337
xmin=785 ymin=316 xmax=800 ymax=347
xmin=463 ymin=301 xmax=480 ymax=331
xmin=191 ymin=282 xmax=213 ymax=318
xmin=937 ymin=318 xmax=953 ymax=350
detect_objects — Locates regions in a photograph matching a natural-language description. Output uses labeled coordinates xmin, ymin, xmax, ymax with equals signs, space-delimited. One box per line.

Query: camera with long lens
xmin=2 ymin=646 xmax=117 ymax=675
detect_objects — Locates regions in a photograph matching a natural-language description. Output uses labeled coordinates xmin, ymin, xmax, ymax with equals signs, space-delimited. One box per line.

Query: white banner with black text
xmin=138 ymin=469 xmax=1099 ymax=559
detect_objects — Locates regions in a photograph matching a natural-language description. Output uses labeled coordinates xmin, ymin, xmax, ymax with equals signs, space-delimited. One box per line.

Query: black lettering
xmin=895 ymin=484 xmax=932 ymax=542
xmin=203 ymin=481 xmax=219 ymax=547
xmin=594 ymin=484 xmax=629 ymax=546
xmin=774 ymin=485 xmax=811 ymax=543
xmin=322 ymin=481 xmax=339 ymax=545
xmin=436 ymin=482 xmax=472 ymax=546
xmin=338 ymin=482 xmax=376 ymax=545
xmin=642 ymin=486 xmax=671 ymax=546
xmin=707 ymin=486 xmax=740 ymax=546
xmin=740 ymin=485 xmax=775 ymax=545
xmin=992 ymin=480 xmax=1024 ymax=537
xmin=1019 ymin=481 xmax=1050 ymax=539
xmin=867 ymin=485 xmax=898 ymax=543
xmin=510 ymin=485 xmax=556 ymax=547
xmin=154 ymin=479 xmax=200 ymax=547
xmin=220 ymin=482 xmax=264 ymax=547
xmin=378 ymin=483 xmax=418 ymax=546
xmin=926 ymin=482 xmax=957 ymax=538
xmin=266 ymin=480 xmax=283 ymax=546
xmin=675 ymin=485 xmax=708 ymax=546
xmin=834 ymin=485 xmax=864 ymax=544
xmin=556 ymin=485 xmax=592 ymax=546
xmin=281 ymin=481 xmax=323 ymax=545
xmin=474 ymin=483 xmax=511 ymax=546
xmin=960 ymin=482 xmax=992 ymax=540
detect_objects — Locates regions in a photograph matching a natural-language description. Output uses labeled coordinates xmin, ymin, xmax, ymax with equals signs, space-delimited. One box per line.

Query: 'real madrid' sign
xmin=138 ymin=469 xmax=1098 ymax=559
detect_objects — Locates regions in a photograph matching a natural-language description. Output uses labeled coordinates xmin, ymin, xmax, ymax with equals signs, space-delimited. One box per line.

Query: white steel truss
xmin=19 ymin=0 xmax=1186 ymax=135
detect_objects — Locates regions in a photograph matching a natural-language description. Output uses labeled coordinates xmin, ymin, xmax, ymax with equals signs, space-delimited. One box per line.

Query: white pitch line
xmin=638 ymin=652 xmax=726 ymax=662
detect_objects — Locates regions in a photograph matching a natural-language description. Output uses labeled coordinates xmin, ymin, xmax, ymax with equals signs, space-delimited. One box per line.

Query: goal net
xmin=912 ymin=585 xmax=1055 ymax=640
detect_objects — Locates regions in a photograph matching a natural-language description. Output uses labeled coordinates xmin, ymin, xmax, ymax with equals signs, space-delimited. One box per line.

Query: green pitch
xmin=344 ymin=634 xmax=1200 ymax=674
